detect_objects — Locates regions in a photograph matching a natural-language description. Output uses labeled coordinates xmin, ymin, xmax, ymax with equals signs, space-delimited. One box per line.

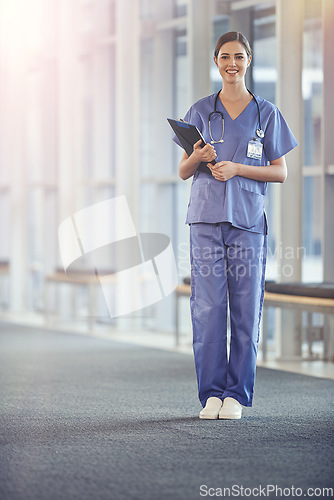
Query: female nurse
xmin=175 ymin=31 xmax=298 ymax=420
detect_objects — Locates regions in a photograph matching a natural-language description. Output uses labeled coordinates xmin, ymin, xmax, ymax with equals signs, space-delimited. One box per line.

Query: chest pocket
xmin=234 ymin=186 xmax=266 ymax=230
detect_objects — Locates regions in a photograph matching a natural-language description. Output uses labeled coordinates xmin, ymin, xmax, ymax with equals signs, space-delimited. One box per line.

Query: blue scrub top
xmin=174 ymin=93 xmax=298 ymax=234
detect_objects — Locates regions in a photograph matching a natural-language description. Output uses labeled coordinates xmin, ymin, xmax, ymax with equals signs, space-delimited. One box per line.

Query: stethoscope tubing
xmin=209 ymin=89 xmax=264 ymax=143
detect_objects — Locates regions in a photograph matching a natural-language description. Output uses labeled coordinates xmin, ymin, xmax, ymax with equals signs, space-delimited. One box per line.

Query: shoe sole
xmin=219 ymin=414 xmax=241 ymax=420
xmin=199 ymin=414 xmax=219 ymax=419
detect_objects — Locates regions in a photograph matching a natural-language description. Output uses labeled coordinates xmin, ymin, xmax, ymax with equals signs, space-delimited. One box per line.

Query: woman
xmin=175 ymin=32 xmax=298 ymax=419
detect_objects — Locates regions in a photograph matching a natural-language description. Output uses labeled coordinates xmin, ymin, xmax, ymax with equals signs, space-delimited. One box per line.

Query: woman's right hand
xmin=192 ymin=140 xmax=217 ymax=163
xmin=178 ymin=140 xmax=217 ymax=180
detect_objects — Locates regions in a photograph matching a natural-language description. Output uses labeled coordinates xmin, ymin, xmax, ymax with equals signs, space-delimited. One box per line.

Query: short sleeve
xmin=172 ymin=105 xmax=203 ymax=149
xmin=263 ymin=107 xmax=298 ymax=161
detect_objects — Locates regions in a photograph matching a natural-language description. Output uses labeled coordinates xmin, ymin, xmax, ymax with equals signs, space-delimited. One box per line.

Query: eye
xmin=221 ymin=55 xmax=228 ymax=59
xmin=237 ymin=55 xmax=244 ymax=60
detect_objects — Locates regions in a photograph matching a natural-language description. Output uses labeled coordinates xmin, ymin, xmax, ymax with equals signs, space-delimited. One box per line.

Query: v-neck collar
xmin=217 ymin=93 xmax=254 ymax=121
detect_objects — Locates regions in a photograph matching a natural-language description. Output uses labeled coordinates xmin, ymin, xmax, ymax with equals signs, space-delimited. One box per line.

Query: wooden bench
xmin=175 ymin=281 xmax=334 ymax=361
xmin=45 ymin=269 xmax=115 ymax=332
xmin=262 ymin=282 xmax=334 ymax=361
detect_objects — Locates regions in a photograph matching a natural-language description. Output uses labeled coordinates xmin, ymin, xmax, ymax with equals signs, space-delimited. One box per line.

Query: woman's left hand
xmin=208 ymin=161 xmax=238 ymax=181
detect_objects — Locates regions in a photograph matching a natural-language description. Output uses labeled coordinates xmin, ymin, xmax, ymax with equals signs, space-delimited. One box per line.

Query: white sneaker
xmin=199 ymin=397 xmax=223 ymax=420
xmin=219 ymin=397 xmax=242 ymax=420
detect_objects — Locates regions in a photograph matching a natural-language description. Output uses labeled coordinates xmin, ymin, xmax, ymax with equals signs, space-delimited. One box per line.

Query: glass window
xmin=172 ymin=28 xmax=191 ymax=333
xmin=139 ymin=182 xmax=156 ymax=233
xmin=25 ymin=0 xmax=45 ymax=52
xmin=78 ymin=57 xmax=93 ymax=179
xmin=302 ymin=0 xmax=323 ymax=282
xmin=174 ymin=0 xmax=187 ymax=18
xmin=26 ymin=66 xmax=57 ymax=185
xmin=253 ymin=8 xmax=276 ymax=103
xmin=45 ymin=63 xmax=58 ymax=185
xmin=79 ymin=0 xmax=94 ymax=33
xmin=252 ymin=7 xmax=277 ymax=279
xmin=109 ymin=45 xmax=116 ymax=179
xmin=26 ymin=73 xmax=44 ymax=184
xmin=173 ymin=30 xmax=188 ymax=172
xmin=140 ymin=38 xmax=154 ymax=177
xmin=87 ymin=47 xmax=116 ymax=181
xmin=303 ymin=1 xmax=322 ymax=167
xmin=27 ymin=187 xmax=58 ymax=310
xmin=174 ymin=27 xmax=190 ymax=272
xmin=140 ymin=0 xmax=154 ymax=19
xmin=211 ymin=18 xmax=229 ymax=93
xmin=101 ymin=0 xmax=116 ymax=36
xmin=176 ymin=181 xmax=190 ymax=278
xmin=138 ymin=26 xmax=191 ymax=330
xmin=302 ymin=175 xmax=322 ymax=281
xmin=174 ymin=30 xmax=188 ymax=116
xmin=82 ymin=186 xmax=115 ymax=211
xmin=0 ymin=189 xmax=10 ymax=261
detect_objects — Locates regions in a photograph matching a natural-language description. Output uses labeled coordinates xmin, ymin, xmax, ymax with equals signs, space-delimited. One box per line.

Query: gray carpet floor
xmin=0 ymin=323 xmax=333 ymax=500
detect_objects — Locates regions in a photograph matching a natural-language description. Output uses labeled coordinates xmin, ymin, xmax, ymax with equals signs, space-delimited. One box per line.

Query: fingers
xmin=202 ymin=144 xmax=217 ymax=162
xmin=193 ymin=140 xmax=217 ymax=163
xmin=193 ymin=140 xmax=215 ymax=155
xmin=208 ymin=170 xmax=226 ymax=181
xmin=202 ymin=143 xmax=215 ymax=154
xmin=210 ymin=160 xmax=226 ymax=169
xmin=193 ymin=139 xmax=203 ymax=149
xmin=207 ymin=161 xmax=235 ymax=182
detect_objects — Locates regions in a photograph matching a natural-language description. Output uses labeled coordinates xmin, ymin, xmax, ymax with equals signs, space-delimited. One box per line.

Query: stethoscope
xmin=208 ymin=89 xmax=264 ymax=144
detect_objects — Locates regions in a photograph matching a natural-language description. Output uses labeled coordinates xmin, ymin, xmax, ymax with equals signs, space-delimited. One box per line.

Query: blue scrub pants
xmin=190 ymin=222 xmax=267 ymax=407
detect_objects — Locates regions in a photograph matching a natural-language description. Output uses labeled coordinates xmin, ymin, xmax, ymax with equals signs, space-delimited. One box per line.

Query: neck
xmin=220 ymin=82 xmax=249 ymax=101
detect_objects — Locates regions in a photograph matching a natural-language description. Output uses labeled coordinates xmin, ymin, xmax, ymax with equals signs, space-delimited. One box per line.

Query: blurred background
xmin=0 ymin=0 xmax=333 ymax=367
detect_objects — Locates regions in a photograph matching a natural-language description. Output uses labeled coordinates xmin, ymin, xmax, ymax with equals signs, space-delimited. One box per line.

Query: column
xmin=58 ymin=0 xmax=78 ymax=228
xmin=152 ymin=0 xmax=176 ymax=331
xmin=188 ymin=0 xmax=212 ymax=103
xmin=0 ymin=0 xmax=28 ymax=312
xmin=57 ymin=0 xmax=78 ymax=319
xmin=321 ymin=0 xmax=334 ymax=348
xmin=322 ymin=0 xmax=334 ymax=282
xmin=114 ymin=0 xmax=140 ymax=325
xmin=276 ymin=0 xmax=304 ymax=283
xmin=275 ymin=0 xmax=304 ymax=359
xmin=115 ymin=0 xmax=140 ymax=223
xmin=153 ymin=0 xmax=174 ymax=182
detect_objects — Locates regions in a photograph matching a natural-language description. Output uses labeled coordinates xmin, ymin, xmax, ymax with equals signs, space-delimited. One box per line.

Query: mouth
xmin=226 ymin=70 xmax=238 ymax=75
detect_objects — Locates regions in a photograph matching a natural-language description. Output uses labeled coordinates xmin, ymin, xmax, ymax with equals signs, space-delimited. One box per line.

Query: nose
xmin=230 ymin=57 xmax=237 ymax=66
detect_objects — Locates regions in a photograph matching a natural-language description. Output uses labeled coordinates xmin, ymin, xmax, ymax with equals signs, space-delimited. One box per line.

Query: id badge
xmin=247 ymin=140 xmax=263 ymax=160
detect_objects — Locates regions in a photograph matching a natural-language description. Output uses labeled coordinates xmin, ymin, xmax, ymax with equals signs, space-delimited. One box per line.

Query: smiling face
xmin=214 ymin=40 xmax=251 ymax=86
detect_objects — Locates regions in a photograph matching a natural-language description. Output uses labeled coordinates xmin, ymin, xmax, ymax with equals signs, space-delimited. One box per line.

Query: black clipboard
xmin=167 ymin=118 xmax=215 ymax=174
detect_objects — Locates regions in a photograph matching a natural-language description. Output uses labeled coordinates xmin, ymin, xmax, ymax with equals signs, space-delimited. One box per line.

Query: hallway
xmin=1 ymin=323 xmax=333 ymax=500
